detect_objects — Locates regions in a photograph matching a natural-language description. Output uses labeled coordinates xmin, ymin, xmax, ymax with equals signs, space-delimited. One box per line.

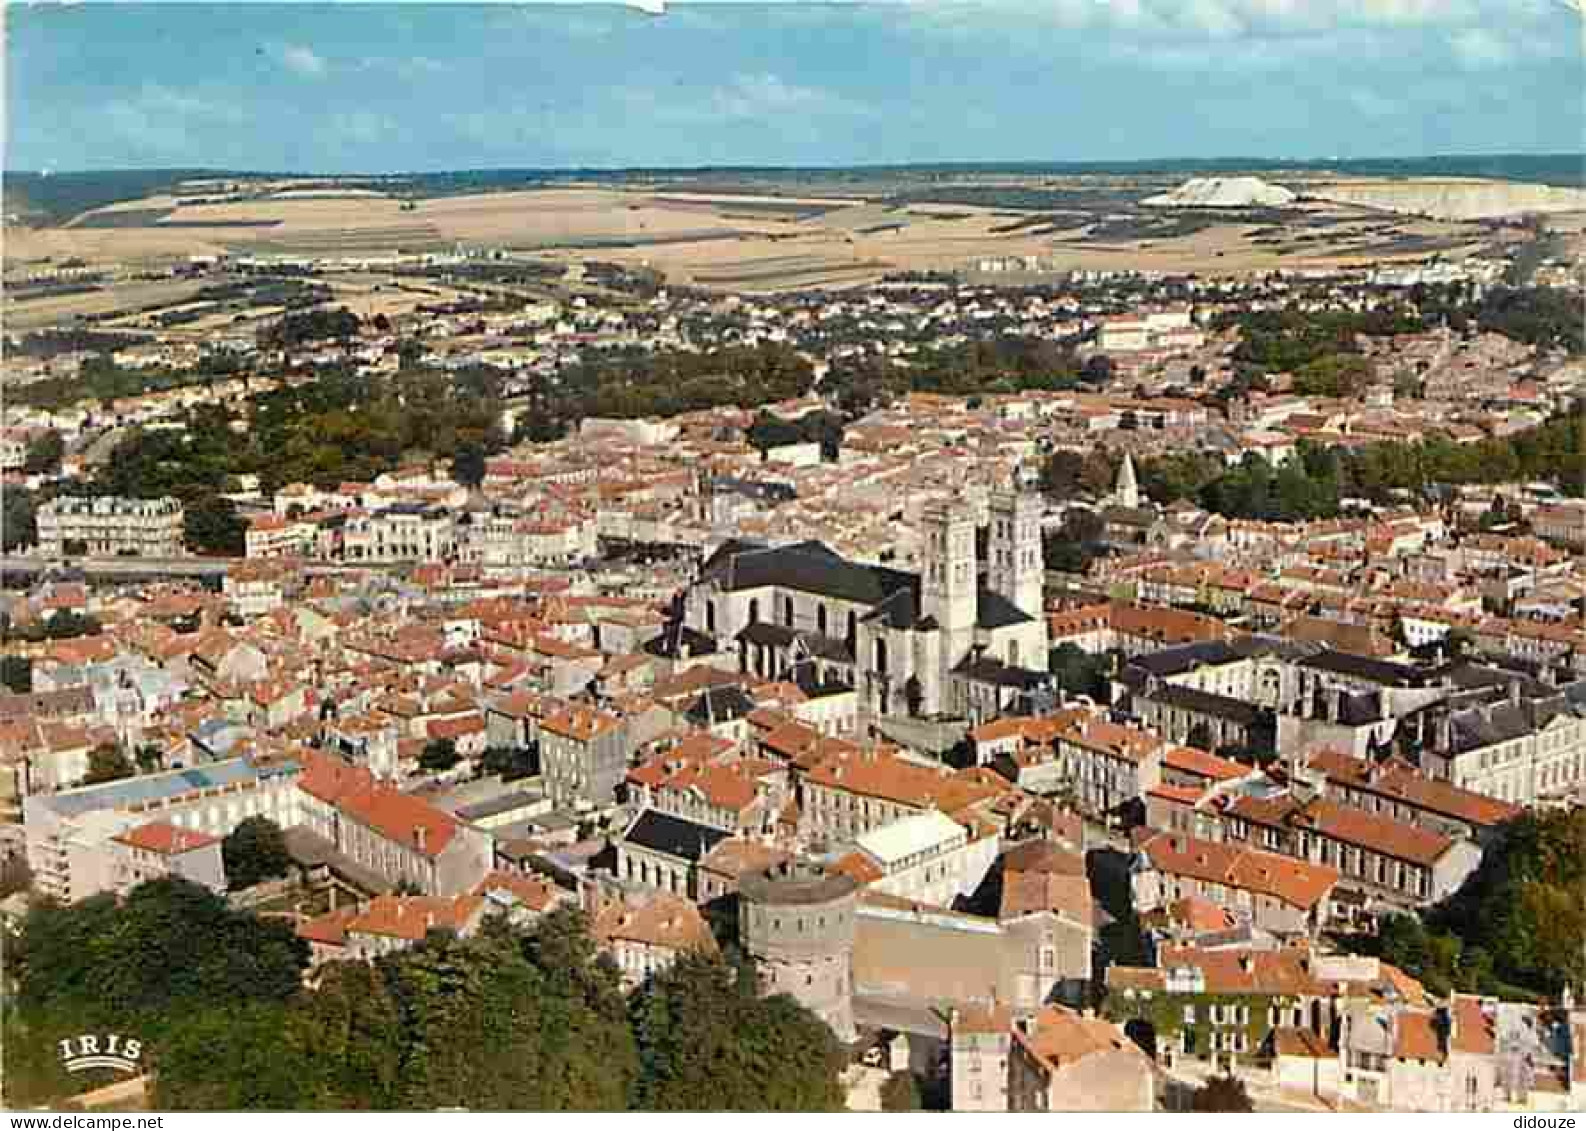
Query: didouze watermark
xmin=55 ymin=1034 xmax=142 ymax=1075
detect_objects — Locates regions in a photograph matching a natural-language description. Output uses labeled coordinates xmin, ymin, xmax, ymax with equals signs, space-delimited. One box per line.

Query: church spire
xmin=1115 ymin=453 xmax=1140 ymax=509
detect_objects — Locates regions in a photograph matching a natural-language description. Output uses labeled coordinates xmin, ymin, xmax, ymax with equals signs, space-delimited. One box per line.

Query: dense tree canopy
xmin=259 ymin=307 xmax=361 ymax=351
xmin=1043 ymin=507 xmax=1107 ymax=573
xmin=6 ymin=883 xmax=842 ymax=1112
xmin=1048 ymin=644 xmax=1113 ymax=704
xmin=1359 ymin=810 xmax=1586 ymax=1000
xmin=1191 ymin=1074 xmax=1254 ymax=1112
xmin=222 ymin=816 xmax=294 ymax=891
xmin=418 ymin=738 xmax=461 ymax=773
xmin=746 ymin=411 xmax=844 ymax=461
xmin=23 ymin=431 xmax=65 ymax=476
xmin=1219 ymin=307 xmax=1424 ymax=376
xmin=11 ymin=879 xmax=310 ymax=1036
xmin=1038 ymin=448 xmax=1116 ymax=502
xmin=630 ymin=953 xmax=845 ymax=1111
xmin=2 ymin=487 xmax=37 ymax=552
xmin=555 ymin=343 xmax=813 ymax=423
xmin=1140 ymin=411 xmax=1586 ymax=522
xmin=0 ymin=656 xmax=32 ymax=694
xmin=818 ymin=336 xmax=1088 ymax=417
xmin=82 ymin=744 xmax=135 ymax=786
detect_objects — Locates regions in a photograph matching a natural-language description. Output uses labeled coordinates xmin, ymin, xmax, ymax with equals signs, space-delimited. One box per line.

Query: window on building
xmin=749 ymin=599 xmax=760 ymax=625
xmin=817 ymin=605 xmax=828 ymax=636
xmin=783 ymin=595 xmax=795 ymax=626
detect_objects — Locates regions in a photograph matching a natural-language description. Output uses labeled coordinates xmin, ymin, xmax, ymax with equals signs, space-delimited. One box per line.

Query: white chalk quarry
xmin=1142 ymin=176 xmax=1298 ymax=209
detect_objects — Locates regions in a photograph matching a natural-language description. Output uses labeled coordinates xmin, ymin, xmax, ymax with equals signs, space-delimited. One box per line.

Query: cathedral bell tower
xmin=988 ymin=489 xmax=1043 ymax=620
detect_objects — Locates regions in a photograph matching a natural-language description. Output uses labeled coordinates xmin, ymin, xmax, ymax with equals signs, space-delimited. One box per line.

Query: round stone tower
xmin=739 ymin=859 xmax=860 ymax=1044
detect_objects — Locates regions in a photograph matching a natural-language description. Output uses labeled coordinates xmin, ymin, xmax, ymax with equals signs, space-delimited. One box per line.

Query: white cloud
xmin=280 ymin=44 xmax=328 ymax=77
xmin=709 ymin=73 xmax=864 ymax=119
xmin=97 ymin=85 xmax=247 ymax=160
xmin=1448 ymin=26 xmax=1517 ymax=66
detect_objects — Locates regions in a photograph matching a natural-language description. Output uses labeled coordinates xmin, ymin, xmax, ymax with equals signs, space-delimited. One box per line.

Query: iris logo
xmin=56 ymin=1033 xmax=142 ymax=1074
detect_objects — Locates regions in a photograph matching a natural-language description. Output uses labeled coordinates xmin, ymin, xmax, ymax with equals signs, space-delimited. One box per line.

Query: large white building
xmin=683 ymin=489 xmax=1051 ymax=723
xmin=36 ymin=495 xmax=184 ymax=558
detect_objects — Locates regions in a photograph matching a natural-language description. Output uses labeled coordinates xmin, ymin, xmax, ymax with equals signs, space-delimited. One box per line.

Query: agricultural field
xmin=3 ymin=173 xmax=1547 ymax=295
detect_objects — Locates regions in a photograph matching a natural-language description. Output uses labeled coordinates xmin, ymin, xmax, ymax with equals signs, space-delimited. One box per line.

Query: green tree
xmin=1048 ymin=643 xmax=1111 ymax=703
xmin=418 ymin=738 xmax=461 ymax=773
xmin=44 ymin=609 xmax=101 ymax=639
xmin=297 ymin=961 xmax=405 ymax=1109
xmin=12 ymin=878 xmax=308 ymax=1034
xmin=22 ymin=431 xmax=64 ymax=476
xmin=1293 ymin=352 xmax=1373 ymax=398
xmin=1 ymin=487 xmax=36 ymax=552
xmin=0 ymin=851 xmax=31 ymax=898
xmin=480 ymin=744 xmax=537 ymax=782
xmin=82 ymin=743 xmax=134 ymax=785
xmin=222 ymin=816 xmax=294 ymax=891
xmin=451 ymin=442 xmax=488 ymax=489
xmin=153 ymin=1000 xmax=334 ymax=1110
xmin=0 ymin=656 xmax=32 ymax=694
xmin=1191 ymin=1074 xmax=1253 ymax=1112
xmin=184 ymin=494 xmax=247 ymax=556
xmin=630 ymin=952 xmax=844 ymax=1111
xmin=880 ymin=1070 xmax=922 ymax=1111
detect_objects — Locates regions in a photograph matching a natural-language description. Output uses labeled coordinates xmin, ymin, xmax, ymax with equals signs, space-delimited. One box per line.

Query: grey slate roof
xmin=620 ymin=809 xmax=730 ymax=863
xmin=1131 ymin=641 xmax=1243 ymax=678
xmin=1297 ymin=649 xmax=1422 ymax=687
xmin=737 ymin=620 xmax=855 ymax=663
xmin=1140 ymin=682 xmax=1261 ymax=726
xmin=952 ymin=655 xmax=1053 ymax=690
xmin=701 ymin=539 xmax=917 ymax=607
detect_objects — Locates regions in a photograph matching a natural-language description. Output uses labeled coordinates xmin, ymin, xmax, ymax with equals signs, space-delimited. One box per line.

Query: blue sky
xmin=8 ymin=1 xmax=1582 ymax=172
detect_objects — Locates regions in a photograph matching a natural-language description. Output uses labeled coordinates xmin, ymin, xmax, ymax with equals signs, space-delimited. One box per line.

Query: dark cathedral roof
xmin=701 ymin=539 xmax=1032 ymax=632
xmin=701 ymin=539 xmax=917 ymax=607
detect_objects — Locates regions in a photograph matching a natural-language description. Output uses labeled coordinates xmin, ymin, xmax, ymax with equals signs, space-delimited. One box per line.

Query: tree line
xmin=3 ymin=879 xmax=845 ymax=1112
xmin=1136 ymin=410 xmax=1585 ymax=522
xmin=60 ymin=365 xmax=508 ymax=554
xmin=1351 ymin=809 xmax=1586 ymax=1001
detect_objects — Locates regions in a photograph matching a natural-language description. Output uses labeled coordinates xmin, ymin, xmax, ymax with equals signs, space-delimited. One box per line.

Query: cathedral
xmin=682 ymin=490 xmax=1052 ymax=724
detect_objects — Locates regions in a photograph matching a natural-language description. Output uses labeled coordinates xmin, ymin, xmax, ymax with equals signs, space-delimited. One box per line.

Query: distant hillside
xmin=3 ymin=169 xmax=261 ymax=226
xmin=6 ymin=154 xmax=1581 ymax=228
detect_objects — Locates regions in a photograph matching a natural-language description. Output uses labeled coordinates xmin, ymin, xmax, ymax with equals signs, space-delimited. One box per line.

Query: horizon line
xmin=14 ymin=151 xmax=1586 ymax=180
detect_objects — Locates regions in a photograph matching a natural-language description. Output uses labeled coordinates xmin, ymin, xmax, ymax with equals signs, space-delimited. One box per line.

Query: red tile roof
xmin=113 ymin=820 xmax=220 ymax=856
xmin=298 ymin=751 xmax=460 ymax=858
xmin=1139 ymin=830 xmax=1339 ymax=912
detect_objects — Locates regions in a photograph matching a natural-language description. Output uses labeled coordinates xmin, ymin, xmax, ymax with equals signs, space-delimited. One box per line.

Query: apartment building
xmin=1132 ymin=829 xmax=1340 ymax=936
xmin=341 ymin=504 xmax=455 ymax=563
xmin=593 ymin=891 xmax=719 ymax=990
xmin=1050 ymin=711 xmax=1164 ymax=820
xmin=23 ymin=754 xmax=304 ymax=903
xmin=295 ymin=751 xmax=493 ymax=897
xmin=36 ymin=495 xmax=184 ymax=558
xmin=1005 ymin=1005 xmax=1156 ymax=1112
xmin=297 ymin=893 xmax=488 ymax=966
xmin=851 ymin=810 xmax=997 ymax=909
xmin=539 ymin=706 xmax=626 ymax=809
xmin=109 ymin=820 xmax=226 ymax=895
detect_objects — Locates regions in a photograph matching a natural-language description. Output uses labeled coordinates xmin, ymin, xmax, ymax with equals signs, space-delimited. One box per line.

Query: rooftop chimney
xmin=414 ymin=826 xmax=428 ymax=852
